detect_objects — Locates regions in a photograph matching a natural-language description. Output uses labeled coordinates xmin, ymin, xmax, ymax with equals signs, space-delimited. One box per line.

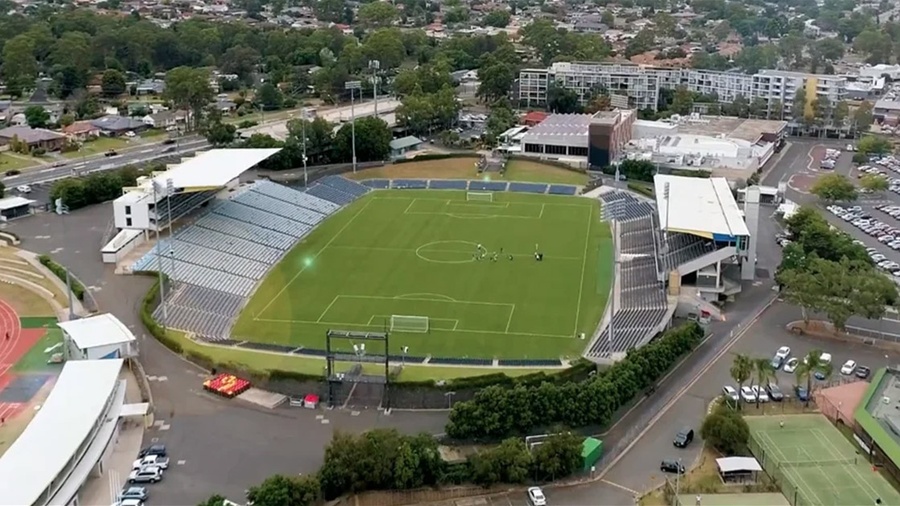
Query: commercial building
xmin=0 ymin=359 xmax=147 ymax=506
xmin=519 ymin=62 xmax=853 ymax=118
xmin=59 ymin=313 xmax=138 ymax=360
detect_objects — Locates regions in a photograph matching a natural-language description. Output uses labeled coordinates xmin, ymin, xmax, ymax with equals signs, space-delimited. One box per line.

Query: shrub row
xmin=669 ymin=168 xmax=711 ymax=178
xmin=38 ymin=254 xmax=85 ymax=301
xmin=446 ymin=322 xmax=705 ymax=439
xmin=627 ymin=182 xmax=655 ymax=198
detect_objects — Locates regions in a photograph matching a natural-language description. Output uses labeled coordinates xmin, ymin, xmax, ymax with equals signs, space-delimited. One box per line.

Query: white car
xmin=527 ymin=486 xmax=547 ymax=506
xmin=118 ymin=500 xmax=144 ymax=506
xmin=784 ymin=357 xmax=800 ymax=373
xmin=820 ymin=352 xmax=833 ymax=365
xmin=15 ymin=185 xmax=31 ymax=194
xmin=740 ymin=386 xmax=756 ymax=402
xmin=841 ymin=360 xmax=857 ymax=375
xmin=722 ymin=385 xmax=739 ymax=402
xmin=751 ymin=385 xmax=769 ymax=402
xmin=775 ymin=346 xmax=791 ymax=359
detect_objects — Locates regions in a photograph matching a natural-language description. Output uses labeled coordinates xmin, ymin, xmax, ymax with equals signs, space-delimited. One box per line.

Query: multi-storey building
xmin=519 ymin=62 xmax=850 ymax=118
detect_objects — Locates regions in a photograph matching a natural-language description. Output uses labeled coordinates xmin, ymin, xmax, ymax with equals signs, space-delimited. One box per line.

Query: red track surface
xmin=0 ymin=301 xmax=31 ymax=421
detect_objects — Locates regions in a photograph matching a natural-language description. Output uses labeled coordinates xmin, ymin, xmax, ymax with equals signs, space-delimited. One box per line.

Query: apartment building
xmin=519 ymin=62 xmax=849 ymax=118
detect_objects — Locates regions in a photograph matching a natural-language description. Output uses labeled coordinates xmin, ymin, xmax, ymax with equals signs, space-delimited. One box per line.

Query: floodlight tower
xmin=345 ymin=81 xmax=361 ymax=173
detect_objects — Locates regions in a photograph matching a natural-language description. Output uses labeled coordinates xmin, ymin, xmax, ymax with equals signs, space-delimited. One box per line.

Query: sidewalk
xmin=78 ymin=368 xmax=146 ymax=505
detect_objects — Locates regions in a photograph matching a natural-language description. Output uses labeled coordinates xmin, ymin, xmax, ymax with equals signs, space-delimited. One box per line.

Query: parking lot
xmin=824 ymin=203 xmax=900 ymax=276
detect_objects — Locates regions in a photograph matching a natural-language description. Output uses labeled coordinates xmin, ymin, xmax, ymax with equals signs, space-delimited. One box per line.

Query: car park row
xmin=826 ymin=205 xmax=900 ymax=277
xmin=116 ymin=444 xmax=171 ymax=506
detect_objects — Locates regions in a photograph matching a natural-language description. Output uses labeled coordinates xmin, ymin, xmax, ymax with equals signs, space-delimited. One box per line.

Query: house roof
xmin=91 ymin=115 xmax=146 ymax=132
xmin=63 ymin=121 xmax=100 ymax=134
xmin=0 ymin=359 xmax=123 ymax=506
xmin=0 ymin=126 xmax=65 ymax=143
xmin=58 ymin=313 xmax=136 ymax=350
xmin=654 ymin=174 xmax=750 ymax=241
xmin=390 ymin=136 xmax=423 ymax=150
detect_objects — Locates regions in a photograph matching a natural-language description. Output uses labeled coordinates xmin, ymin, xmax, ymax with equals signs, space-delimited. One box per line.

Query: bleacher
xmin=362 ymin=179 xmax=391 ymax=189
xmin=587 ymin=191 xmax=670 ymax=360
xmin=548 ymin=184 xmax=578 ymax=195
xmin=135 ymin=177 xmax=369 ymax=341
xmin=469 ymin=181 xmax=509 ymax=192
xmin=508 ymin=182 xmax=548 ymax=194
xmin=661 ymin=233 xmax=715 ymax=272
xmin=391 ymin=179 xmax=428 ymax=189
xmin=429 ymin=180 xmax=469 ymax=190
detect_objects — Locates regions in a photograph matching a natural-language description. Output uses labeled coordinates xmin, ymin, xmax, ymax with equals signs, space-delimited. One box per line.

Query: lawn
xmin=62 ymin=136 xmax=130 ymax=159
xmin=12 ymin=328 xmax=63 ymax=373
xmin=232 ymin=190 xmax=612 ymax=360
xmin=0 ymin=153 xmax=40 ymax=172
xmin=345 ymin=158 xmax=590 ymax=185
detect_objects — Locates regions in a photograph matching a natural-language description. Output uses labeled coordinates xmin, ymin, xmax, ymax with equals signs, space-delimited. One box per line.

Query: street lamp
xmin=369 ymin=60 xmax=381 ymax=117
xmin=345 ymin=81 xmax=361 ymax=173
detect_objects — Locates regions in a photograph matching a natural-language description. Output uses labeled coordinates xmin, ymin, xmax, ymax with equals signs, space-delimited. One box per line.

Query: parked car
xmin=856 ymin=366 xmax=872 ymax=379
xmin=840 ymin=360 xmax=857 ymax=375
xmin=775 ymin=346 xmax=791 ymax=359
xmin=527 ymin=486 xmax=547 ymax=506
xmin=138 ymin=444 xmax=167 ymax=458
xmin=660 ymin=459 xmax=685 ymax=474
xmin=16 ymin=185 xmax=31 ymax=194
xmin=770 ymin=355 xmax=784 ymax=370
xmin=784 ymin=358 xmax=800 ymax=373
xmin=128 ymin=466 xmax=163 ymax=484
xmin=722 ymin=385 xmax=739 ymax=402
xmin=118 ymin=499 xmax=144 ymax=506
xmin=105 ymin=149 xmax=119 ymax=157
xmin=766 ymin=383 xmax=784 ymax=402
xmin=740 ymin=386 xmax=756 ymax=403
xmin=751 ymin=385 xmax=769 ymax=402
xmin=673 ymin=428 xmax=694 ymax=448
xmin=119 ymin=486 xmax=148 ymax=501
xmin=795 ymin=385 xmax=810 ymax=401
xmin=133 ymin=454 xmax=169 ymax=470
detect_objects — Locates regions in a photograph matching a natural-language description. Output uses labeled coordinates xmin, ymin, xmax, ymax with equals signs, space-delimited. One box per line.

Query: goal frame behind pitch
xmin=390 ymin=315 xmax=430 ymax=333
xmin=466 ymin=191 xmax=493 ymax=202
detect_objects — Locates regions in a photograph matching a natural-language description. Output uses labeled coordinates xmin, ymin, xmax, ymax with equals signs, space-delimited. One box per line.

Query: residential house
xmin=142 ymin=110 xmax=190 ymax=129
xmin=63 ymin=121 xmax=101 ymax=141
xmin=91 ymin=115 xmax=148 ymax=136
xmin=389 ymin=136 xmax=424 ymax=159
xmin=135 ymin=79 xmax=166 ymax=95
xmin=214 ymin=99 xmax=238 ymax=113
xmin=0 ymin=102 xmax=11 ymax=125
xmin=0 ymin=126 xmax=66 ymax=152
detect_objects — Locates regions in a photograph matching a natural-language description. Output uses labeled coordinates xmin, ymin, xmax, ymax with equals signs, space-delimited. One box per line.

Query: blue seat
xmin=429 ymin=357 xmax=493 ymax=366
xmin=496 ymin=358 xmax=563 ymax=367
xmin=508 ymin=182 xmax=548 ymax=194
xmin=429 ymin=179 xmax=468 ymax=190
xmin=363 ymin=179 xmax=390 ymax=188
xmin=468 ymin=181 xmax=508 ymax=191
xmin=392 ymin=179 xmax=428 ymax=189
xmin=307 ymin=184 xmax=356 ymax=205
xmin=320 ymin=175 xmax=370 ymax=197
xmin=548 ymin=185 xmax=578 ymax=195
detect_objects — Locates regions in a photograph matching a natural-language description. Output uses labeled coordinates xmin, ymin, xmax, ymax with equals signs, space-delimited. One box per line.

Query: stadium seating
xmin=429 ymin=357 xmax=493 ymax=366
xmin=363 ymin=179 xmax=390 ymax=189
xmin=253 ymin=180 xmax=341 ymax=214
xmin=153 ymin=284 xmax=242 ymax=341
xmin=237 ymin=190 xmax=327 ymax=226
xmin=548 ymin=185 xmax=578 ymax=195
xmin=307 ymin=183 xmax=357 ymax=205
xmin=195 ymin=214 xmax=296 ymax=251
xmin=216 ymin=199 xmax=313 ymax=237
xmin=177 ymin=226 xmax=283 ymax=264
xmin=468 ymin=181 xmax=508 ymax=191
xmin=429 ymin=179 xmax=468 ymax=190
xmin=508 ymin=182 xmax=548 ymax=194
xmin=662 ymin=233 xmax=716 ymax=272
xmin=320 ymin=175 xmax=370 ymax=197
xmin=391 ymin=179 xmax=428 ymax=189
xmin=496 ymin=358 xmax=563 ymax=367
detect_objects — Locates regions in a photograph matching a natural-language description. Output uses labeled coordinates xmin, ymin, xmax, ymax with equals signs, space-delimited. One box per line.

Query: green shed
xmin=582 ymin=437 xmax=603 ymax=471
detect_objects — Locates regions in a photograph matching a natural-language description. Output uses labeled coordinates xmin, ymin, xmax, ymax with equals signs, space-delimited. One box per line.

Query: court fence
xmin=747 ymin=432 xmax=826 ymax=506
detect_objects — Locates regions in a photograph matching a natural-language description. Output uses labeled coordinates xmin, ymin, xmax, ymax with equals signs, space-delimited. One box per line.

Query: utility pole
xmin=345 ymin=81 xmax=361 ymax=173
xmin=369 ymin=60 xmax=381 ymax=117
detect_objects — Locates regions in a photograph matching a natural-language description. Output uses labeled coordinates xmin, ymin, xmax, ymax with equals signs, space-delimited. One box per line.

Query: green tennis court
xmin=747 ymin=414 xmax=900 ymax=506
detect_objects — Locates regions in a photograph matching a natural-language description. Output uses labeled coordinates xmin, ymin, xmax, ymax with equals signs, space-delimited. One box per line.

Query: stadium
xmin=108 ymin=149 xmax=761 ymax=373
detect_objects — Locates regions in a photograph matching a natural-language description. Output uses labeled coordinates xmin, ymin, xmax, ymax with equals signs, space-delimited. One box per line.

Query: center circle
xmin=415 ymin=240 xmax=480 ymax=264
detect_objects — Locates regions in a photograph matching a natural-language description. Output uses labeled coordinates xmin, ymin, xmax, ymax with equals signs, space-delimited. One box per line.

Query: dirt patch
xmin=0 ymin=283 xmax=53 ymax=316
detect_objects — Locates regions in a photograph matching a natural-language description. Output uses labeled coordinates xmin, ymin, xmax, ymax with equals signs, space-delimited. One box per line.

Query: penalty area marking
xmin=254 ymin=317 xmax=573 ymax=339
xmin=367 ymin=314 xmax=460 ymax=330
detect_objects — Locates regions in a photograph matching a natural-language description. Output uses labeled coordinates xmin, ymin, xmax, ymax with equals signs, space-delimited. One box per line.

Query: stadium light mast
xmin=663 ymin=181 xmax=671 ymax=244
xmin=152 ymin=179 xmax=167 ymax=329
xmin=300 ymin=108 xmax=309 ymax=188
xmin=369 ymin=60 xmax=380 ymax=117
xmin=345 ymin=81 xmax=361 ymax=173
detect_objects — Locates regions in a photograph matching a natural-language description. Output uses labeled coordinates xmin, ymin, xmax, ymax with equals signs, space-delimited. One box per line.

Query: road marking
xmin=601 ymin=480 xmax=638 ymax=495
xmin=598 ymin=295 xmax=778 ymax=480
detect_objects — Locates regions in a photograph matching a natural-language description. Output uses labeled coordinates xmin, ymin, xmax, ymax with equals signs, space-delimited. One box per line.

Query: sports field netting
xmin=233 ymin=190 xmax=613 ymax=359
xmin=747 ymin=414 xmax=900 ymax=506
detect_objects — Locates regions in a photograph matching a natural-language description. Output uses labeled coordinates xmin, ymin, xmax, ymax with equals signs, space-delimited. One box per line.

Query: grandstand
xmin=129 ymin=172 xmax=372 ymax=341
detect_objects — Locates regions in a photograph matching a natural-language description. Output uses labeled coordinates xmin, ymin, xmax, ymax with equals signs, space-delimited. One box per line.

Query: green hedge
xmin=393 ymin=153 xmax=479 ymax=164
xmin=670 ymin=168 xmax=711 ymax=178
xmin=627 ymin=182 xmax=655 ymax=198
xmin=37 ymin=255 xmax=85 ymax=301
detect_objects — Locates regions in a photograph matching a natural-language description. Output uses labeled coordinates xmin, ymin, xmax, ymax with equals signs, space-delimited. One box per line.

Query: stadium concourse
xmin=588 ymin=174 xmax=758 ymax=362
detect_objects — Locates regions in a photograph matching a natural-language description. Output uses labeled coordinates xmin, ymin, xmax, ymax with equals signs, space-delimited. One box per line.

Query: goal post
xmin=390 ymin=315 xmax=429 ymax=333
xmin=467 ymin=191 xmax=493 ymax=202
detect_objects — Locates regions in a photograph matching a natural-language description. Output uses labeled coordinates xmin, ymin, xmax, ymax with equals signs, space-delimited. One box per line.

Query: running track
xmin=0 ymin=300 xmax=24 ymax=421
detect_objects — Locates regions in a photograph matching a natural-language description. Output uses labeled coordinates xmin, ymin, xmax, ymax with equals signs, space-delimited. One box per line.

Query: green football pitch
xmin=232 ymin=190 xmax=613 ymax=359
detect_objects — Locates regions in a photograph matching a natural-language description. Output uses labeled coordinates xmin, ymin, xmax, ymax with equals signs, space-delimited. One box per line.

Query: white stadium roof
xmin=0 ymin=359 xmax=123 ymax=506
xmin=654 ymin=175 xmax=750 ymax=241
xmin=151 ymin=148 xmax=281 ymax=190
xmin=58 ymin=313 xmax=136 ymax=350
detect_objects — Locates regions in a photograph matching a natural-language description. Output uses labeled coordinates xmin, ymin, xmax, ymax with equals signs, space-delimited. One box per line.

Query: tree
xmin=476 ymin=63 xmax=514 ymax=103
xmin=770 ymin=100 xmax=784 ymax=120
xmin=752 ymin=358 xmax=776 ymax=408
xmin=833 ymin=100 xmax=850 ymax=127
xmin=164 ymin=67 xmax=214 ymax=130
xmin=485 ymin=100 xmax=517 ymax=146
xmin=601 ymin=10 xmax=615 ymax=27
xmin=469 ymin=438 xmax=532 ymax=486
xmin=625 ymin=29 xmax=656 ymax=58
xmin=24 ymin=106 xmax=50 ymax=129
xmin=362 ymin=29 xmax=407 ymax=70
xmin=670 ymin=86 xmax=694 ymax=115
xmin=860 ymin=174 xmax=889 ymax=193
xmin=701 ymin=403 xmax=750 ymax=455
xmin=777 ymin=260 xmax=824 ymax=324
xmin=854 ymin=29 xmax=892 ymax=64
xmin=256 ymin=82 xmax=284 ymax=110
xmin=358 ymin=2 xmax=398 ymax=28
xmin=795 ymin=350 xmax=832 ymax=406
xmin=206 ymin=122 xmax=237 ymax=146
xmin=1 ymin=34 xmax=38 ymax=98
xmin=547 ymin=83 xmax=580 ymax=114
xmin=101 ymin=69 xmax=127 ymax=97
xmin=791 ymin=88 xmax=807 ymax=123
xmin=749 ymin=97 xmax=768 ymax=119
xmin=857 ymin=135 xmax=892 ymax=157
xmin=730 ymin=354 xmax=753 ymax=406
xmin=198 ymin=495 xmax=228 ymax=506
xmin=810 ymin=173 xmax=857 ymax=202
xmin=778 ymin=33 xmax=807 ymax=69
xmin=246 ymin=474 xmax=320 ymax=506
xmin=483 ymin=10 xmax=511 ymax=28
xmin=530 ymin=432 xmax=583 ymax=482
xmin=219 ymin=45 xmax=261 ymax=83
xmin=854 ymin=101 xmax=875 ymax=132
xmin=333 ymin=116 xmax=391 ymax=163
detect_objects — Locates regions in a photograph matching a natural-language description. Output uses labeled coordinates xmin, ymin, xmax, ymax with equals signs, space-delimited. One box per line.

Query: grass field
xmin=345 ymin=158 xmax=591 ymax=185
xmin=748 ymin=414 xmax=900 ymax=506
xmin=12 ymin=328 xmax=62 ymax=373
xmin=62 ymin=137 xmax=130 ymax=159
xmin=0 ymin=153 xmax=39 ymax=172
xmin=233 ymin=189 xmax=612 ymax=359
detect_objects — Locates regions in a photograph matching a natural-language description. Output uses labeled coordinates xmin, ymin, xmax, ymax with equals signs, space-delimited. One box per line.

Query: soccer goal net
xmin=467 ymin=191 xmax=493 ymax=202
xmin=390 ymin=315 xmax=429 ymax=333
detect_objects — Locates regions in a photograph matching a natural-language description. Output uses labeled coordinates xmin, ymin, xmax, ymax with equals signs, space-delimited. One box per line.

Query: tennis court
xmin=747 ymin=414 xmax=900 ymax=506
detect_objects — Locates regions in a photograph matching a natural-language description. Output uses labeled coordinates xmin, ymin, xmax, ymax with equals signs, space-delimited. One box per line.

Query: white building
xmin=519 ymin=62 xmax=852 ymax=118
xmin=59 ymin=313 xmax=138 ymax=360
xmin=0 ymin=359 xmax=147 ymax=506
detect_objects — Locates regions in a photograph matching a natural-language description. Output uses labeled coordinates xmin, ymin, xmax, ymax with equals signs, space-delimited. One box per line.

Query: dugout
xmin=0 ymin=196 xmax=35 ymax=220
xmin=715 ymin=457 xmax=762 ymax=485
